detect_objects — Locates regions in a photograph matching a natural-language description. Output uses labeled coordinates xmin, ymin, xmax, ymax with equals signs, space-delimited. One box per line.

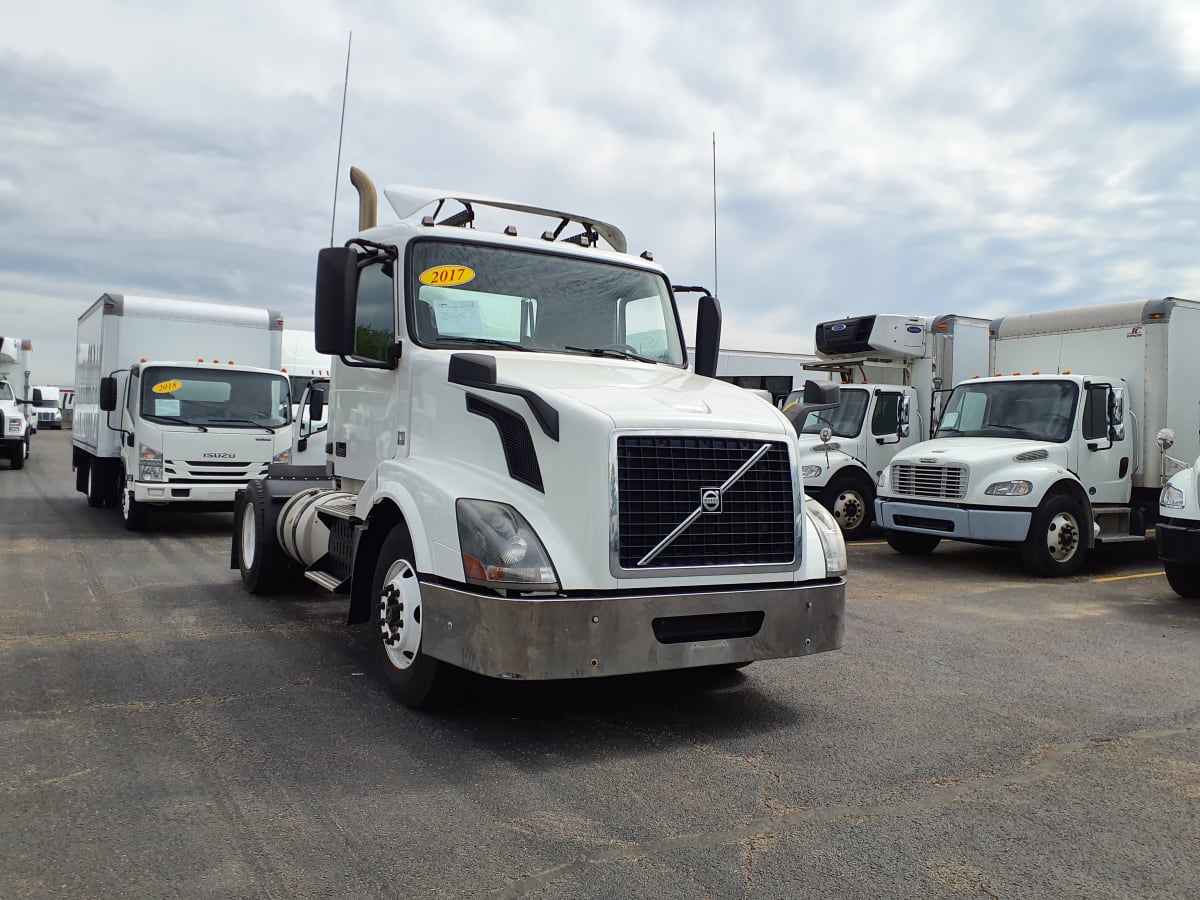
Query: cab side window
xmin=354 ymin=262 xmax=395 ymax=361
xmin=871 ymin=393 xmax=901 ymax=436
xmin=1082 ymin=385 xmax=1109 ymax=441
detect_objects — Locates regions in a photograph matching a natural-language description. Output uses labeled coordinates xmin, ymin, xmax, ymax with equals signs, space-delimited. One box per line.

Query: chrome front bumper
xmin=419 ymin=579 xmax=846 ymax=680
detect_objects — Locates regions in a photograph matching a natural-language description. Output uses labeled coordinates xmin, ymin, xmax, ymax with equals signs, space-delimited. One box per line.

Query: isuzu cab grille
xmin=164 ymin=459 xmax=269 ymax=483
xmin=890 ymin=463 xmax=968 ymax=500
xmin=615 ymin=436 xmax=795 ymax=569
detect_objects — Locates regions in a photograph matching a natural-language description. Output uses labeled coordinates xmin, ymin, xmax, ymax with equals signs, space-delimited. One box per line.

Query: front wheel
xmin=1021 ymin=494 xmax=1087 ymax=577
xmin=9 ymin=440 xmax=25 ymax=470
xmin=885 ymin=528 xmax=941 ymax=555
xmin=120 ymin=466 xmax=149 ymax=531
xmin=820 ymin=473 xmax=875 ymax=540
xmin=370 ymin=525 xmax=452 ymax=709
xmin=1164 ymin=562 xmax=1200 ymax=599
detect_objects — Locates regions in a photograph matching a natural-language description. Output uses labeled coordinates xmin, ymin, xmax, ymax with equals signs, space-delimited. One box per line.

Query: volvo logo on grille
xmin=203 ymin=451 xmax=236 ymax=459
xmin=700 ymin=487 xmax=722 ymax=514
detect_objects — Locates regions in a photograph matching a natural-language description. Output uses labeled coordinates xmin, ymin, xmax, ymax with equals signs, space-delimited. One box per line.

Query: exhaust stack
xmin=350 ymin=166 xmax=378 ymax=231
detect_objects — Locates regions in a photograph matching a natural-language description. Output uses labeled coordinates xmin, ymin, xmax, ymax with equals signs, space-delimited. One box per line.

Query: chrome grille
xmin=164 ymin=459 xmax=268 ymax=484
xmin=891 ymin=463 xmax=968 ymax=500
xmin=615 ymin=435 xmax=795 ymax=569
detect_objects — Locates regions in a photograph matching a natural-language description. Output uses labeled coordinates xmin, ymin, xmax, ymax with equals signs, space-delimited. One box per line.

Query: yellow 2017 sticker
xmin=152 ymin=380 xmax=183 ymax=394
xmin=419 ymin=265 xmax=475 ymax=287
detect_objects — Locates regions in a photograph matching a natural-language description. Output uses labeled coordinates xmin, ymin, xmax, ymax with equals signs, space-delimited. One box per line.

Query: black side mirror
xmin=693 ymin=294 xmax=722 ymax=378
xmin=315 ymin=246 xmax=360 ymax=356
xmin=308 ymin=387 xmax=325 ymax=423
xmin=99 ymin=376 xmax=117 ymax=411
xmin=784 ymin=380 xmax=841 ymax=435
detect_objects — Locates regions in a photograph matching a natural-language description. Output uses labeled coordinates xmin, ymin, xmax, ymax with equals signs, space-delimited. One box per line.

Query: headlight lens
xmin=456 ymin=499 xmax=560 ymax=591
xmin=805 ymin=497 xmax=847 ymax=577
xmin=5 ymin=417 xmax=21 ymax=434
xmin=138 ymin=443 xmax=164 ymax=482
xmin=801 ymin=465 xmax=822 ymax=479
xmin=985 ymin=480 xmax=1033 ymax=496
xmin=1161 ymin=483 xmax=1186 ymax=509
xmin=272 ymin=449 xmax=291 ymax=464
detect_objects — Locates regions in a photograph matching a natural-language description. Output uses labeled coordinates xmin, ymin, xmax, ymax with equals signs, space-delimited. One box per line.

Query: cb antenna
xmin=711 ymin=131 xmax=719 ymax=296
xmin=329 ymin=30 xmax=353 ymax=246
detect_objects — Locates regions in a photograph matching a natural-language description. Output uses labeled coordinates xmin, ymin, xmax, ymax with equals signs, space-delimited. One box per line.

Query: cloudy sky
xmin=3 ymin=0 xmax=1200 ymax=384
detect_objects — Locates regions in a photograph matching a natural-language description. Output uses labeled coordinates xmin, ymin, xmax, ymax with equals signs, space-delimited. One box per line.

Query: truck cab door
xmin=1076 ymin=382 xmax=1130 ymax=505
xmin=865 ymin=389 xmax=917 ymax=479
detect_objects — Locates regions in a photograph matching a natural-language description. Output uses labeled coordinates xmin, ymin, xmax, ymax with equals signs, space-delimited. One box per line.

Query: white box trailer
xmin=791 ymin=313 xmax=990 ymax=538
xmin=73 ymin=294 xmax=293 ymax=530
xmin=877 ymin=297 xmax=1200 ymax=576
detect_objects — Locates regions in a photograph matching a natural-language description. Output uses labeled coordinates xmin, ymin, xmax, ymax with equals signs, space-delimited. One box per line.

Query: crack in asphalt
xmin=485 ymin=717 xmax=1200 ymax=898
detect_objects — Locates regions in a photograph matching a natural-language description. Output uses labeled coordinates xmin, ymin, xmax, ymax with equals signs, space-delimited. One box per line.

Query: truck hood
xmin=892 ymin=437 xmax=1068 ymax=469
xmin=492 ymin=355 xmax=791 ymax=435
xmin=153 ymin=426 xmax=284 ymax=462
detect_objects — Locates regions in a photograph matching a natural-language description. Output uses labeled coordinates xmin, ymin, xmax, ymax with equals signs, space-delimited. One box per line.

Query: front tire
xmin=1021 ymin=494 xmax=1087 ymax=577
xmin=1164 ymin=562 xmax=1200 ymax=599
xmin=820 ymin=472 xmax=875 ymax=540
xmin=120 ymin=466 xmax=149 ymax=531
xmin=370 ymin=525 xmax=451 ymax=709
xmin=885 ymin=528 xmax=941 ymax=555
xmin=9 ymin=440 xmax=25 ymax=470
xmin=236 ymin=482 xmax=289 ymax=593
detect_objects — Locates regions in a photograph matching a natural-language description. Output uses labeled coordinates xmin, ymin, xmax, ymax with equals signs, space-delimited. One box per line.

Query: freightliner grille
xmin=616 ymin=436 xmax=795 ymax=568
xmin=164 ymin=459 xmax=268 ymax=484
xmin=890 ymin=463 xmax=968 ymax=500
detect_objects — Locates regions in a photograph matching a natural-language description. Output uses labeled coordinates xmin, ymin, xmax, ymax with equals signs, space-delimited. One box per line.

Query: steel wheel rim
xmin=379 ymin=559 xmax=422 ymax=670
xmin=121 ymin=474 xmax=132 ymax=520
xmin=240 ymin=503 xmax=257 ymax=569
xmin=87 ymin=465 xmax=95 ymax=496
xmin=833 ymin=489 xmax=866 ymax=531
xmin=1046 ymin=511 xmax=1080 ymax=563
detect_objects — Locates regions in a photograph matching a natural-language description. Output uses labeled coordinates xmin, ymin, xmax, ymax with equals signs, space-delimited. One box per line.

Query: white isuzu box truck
xmin=0 ymin=336 xmax=34 ymax=468
xmin=230 ymin=167 xmax=848 ymax=707
xmin=876 ymin=297 xmax=1200 ymax=576
xmin=73 ymin=294 xmax=293 ymax=530
xmin=790 ymin=313 xmax=989 ymax=538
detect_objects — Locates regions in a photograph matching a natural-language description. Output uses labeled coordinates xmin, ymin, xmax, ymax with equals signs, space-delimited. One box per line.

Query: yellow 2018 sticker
xmin=152 ymin=380 xmax=183 ymax=394
xmin=419 ymin=265 xmax=475 ymax=287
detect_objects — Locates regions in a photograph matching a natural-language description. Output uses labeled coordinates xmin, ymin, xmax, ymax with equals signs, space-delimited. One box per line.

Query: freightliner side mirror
xmin=314 ymin=246 xmax=360 ymax=356
xmin=1108 ymin=387 xmax=1126 ymax=441
xmin=693 ymin=294 xmax=722 ymax=378
xmin=784 ymin=380 xmax=841 ymax=436
xmin=897 ymin=394 xmax=912 ymax=439
xmin=99 ymin=376 xmax=117 ymax=412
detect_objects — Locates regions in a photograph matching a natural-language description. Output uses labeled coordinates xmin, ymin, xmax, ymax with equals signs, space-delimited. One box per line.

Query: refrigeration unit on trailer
xmin=0 ymin=336 xmax=34 ymax=468
xmin=790 ymin=313 xmax=989 ymax=538
xmin=876 ymin=297 xmax=1200 ymax=576
xmin=73 ymin=294 xmax=292 ymax=530
xmin=231 ymin=166 xmax=848 ymax=708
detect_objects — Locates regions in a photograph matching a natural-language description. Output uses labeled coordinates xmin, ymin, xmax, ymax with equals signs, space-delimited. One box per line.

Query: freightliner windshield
xmin=139 ymin=367 xmax=292 ymax=428
xmin=793 ymin=388 xmax=869 ymax=438
xmin=935 ymin=379 xmax=1078 ymax=442
xmin=403 ymin=240 xmax=687 ymax=365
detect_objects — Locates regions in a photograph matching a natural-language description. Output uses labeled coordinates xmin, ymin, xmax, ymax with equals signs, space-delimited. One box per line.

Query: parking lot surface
xmin=3 ymin=431 xmax=1199 ymax=898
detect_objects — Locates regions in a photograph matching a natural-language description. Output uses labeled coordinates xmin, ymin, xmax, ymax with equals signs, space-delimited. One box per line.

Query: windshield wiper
xmin=439 ymin=337 xmax=530 ymax=351
xmin=145 ymin=415 xmax=208 ymax=432
xmin=205 ymin=418 xmax=276 ymax=434
xmin=564 ymin=346 xmax=658 ymax=365
xmin=985 ymin=422 xmax=1039 ymax=439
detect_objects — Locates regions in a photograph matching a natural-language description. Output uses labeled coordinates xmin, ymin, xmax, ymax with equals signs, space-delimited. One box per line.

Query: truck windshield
xmin=407 ymin=240 xmax=686 ymax=365
xmin=0 ymin=383 xmax=12 ymax=401
xmin=289 ymin=375 xmax=317 ymax=399
xmin=139 ymin=367 xmax=291 ymax=428
xmin=935 ymin=379 xmax=1078 ymax=442
xmin=33 ymin=396 xmax=58 ymax=408
xmin=794 ymin=389 xmax=869 ymax=437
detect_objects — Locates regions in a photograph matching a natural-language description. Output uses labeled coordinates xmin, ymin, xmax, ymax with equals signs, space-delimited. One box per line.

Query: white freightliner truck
xmin=0 ymin=336 xmax=34 ymax=468
xmin=31 ymin=386 xmax=64 ymax=430
xmin=231 ymin=168 xmax=848 ymax=708
xmin=1157 ymin=443 xmax=1200 ymax=599
xmin=790 ymin=314 xmax=990 ymax=538
xmin=876 ymin=298 xmax=1200 ymax=576
xmin=281 ymin=329 xmax=332 ymax=467
xmin=73 ymin=294 xmax=293 ymax=530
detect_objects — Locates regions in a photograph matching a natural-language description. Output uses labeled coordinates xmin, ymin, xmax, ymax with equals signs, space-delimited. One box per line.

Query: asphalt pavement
xmin=2 ymin=431 xmax=1198 ymax=898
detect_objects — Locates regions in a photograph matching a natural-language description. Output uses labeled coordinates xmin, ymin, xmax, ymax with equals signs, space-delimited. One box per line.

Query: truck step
xmin=1096 ymin=533 xmax=1150 ymax=545
xmin=303 ymin=569 xmax=347 ymax=593
xmin=315 ymin=495 xmax=359 ymax=524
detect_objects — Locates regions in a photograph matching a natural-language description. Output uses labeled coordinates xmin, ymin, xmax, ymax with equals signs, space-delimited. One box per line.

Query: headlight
xmin=805 ymin=497 xmax=847 ymax=577
xmin=1161 ymin=483 xmax=1186 ymax=509
xmin=456 ymin=499 xmax=560 ymax=591
xmin=801 ymin=465 xmax=822 ymax=479
xmin=985 ymin=480 xmax=1033 ymax=496
xmin=5 ymin=417 xmax=21 ymax=434
xmin=272 ymin=449 xmax=291 ymax=464
xmin=138 ymin=443 xmax=164 ymax=482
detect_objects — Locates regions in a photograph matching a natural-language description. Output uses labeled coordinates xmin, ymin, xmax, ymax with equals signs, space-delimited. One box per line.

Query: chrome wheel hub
xmin=832 ymin=490 xmax=866 ymax=531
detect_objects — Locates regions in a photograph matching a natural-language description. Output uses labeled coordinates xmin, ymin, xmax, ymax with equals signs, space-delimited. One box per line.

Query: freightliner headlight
xmin=1161 ymin=483 xmax=1186 ymax=509
xmin=805 ymin=497 xmax=848 ymax=577
xmin=138 ymin=444 xmax=164 ymax=482
xmin=985 ymin=480 xmax=1033 ymax=496
xmin=456 ymin=499 xmax=560 ymax=591
xmin=801 ymin=465 xmax=822 ymax=479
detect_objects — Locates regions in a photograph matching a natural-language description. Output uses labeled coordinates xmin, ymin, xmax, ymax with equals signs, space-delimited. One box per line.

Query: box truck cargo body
xmin=876 ymin=297 xmax=1200 ymax=575
xmin=73 ymin=294 xmax=292 ymax=529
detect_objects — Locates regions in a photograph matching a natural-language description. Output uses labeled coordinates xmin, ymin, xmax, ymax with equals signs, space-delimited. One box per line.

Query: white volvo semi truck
xmin=73 ymin=294 xmax=293 ymax=530
xmin=231 ymin=167 xmax=848 ymax=707
xmin=0 ymin=336 xmax=34 ymax=468
xmin=791 ymin=313 xmax=989 ymax=538
xmin=876 ymin=298 xmax=1200 ymax=576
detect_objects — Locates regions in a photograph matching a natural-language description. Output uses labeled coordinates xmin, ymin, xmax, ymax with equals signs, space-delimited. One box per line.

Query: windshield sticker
xmin=152 ymin=379 xmax=183 ymax=394
xmin=155 ymin=398 xmax=181 ymax=416
xmin=419 ymin=265 xmax=475 ymax=287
